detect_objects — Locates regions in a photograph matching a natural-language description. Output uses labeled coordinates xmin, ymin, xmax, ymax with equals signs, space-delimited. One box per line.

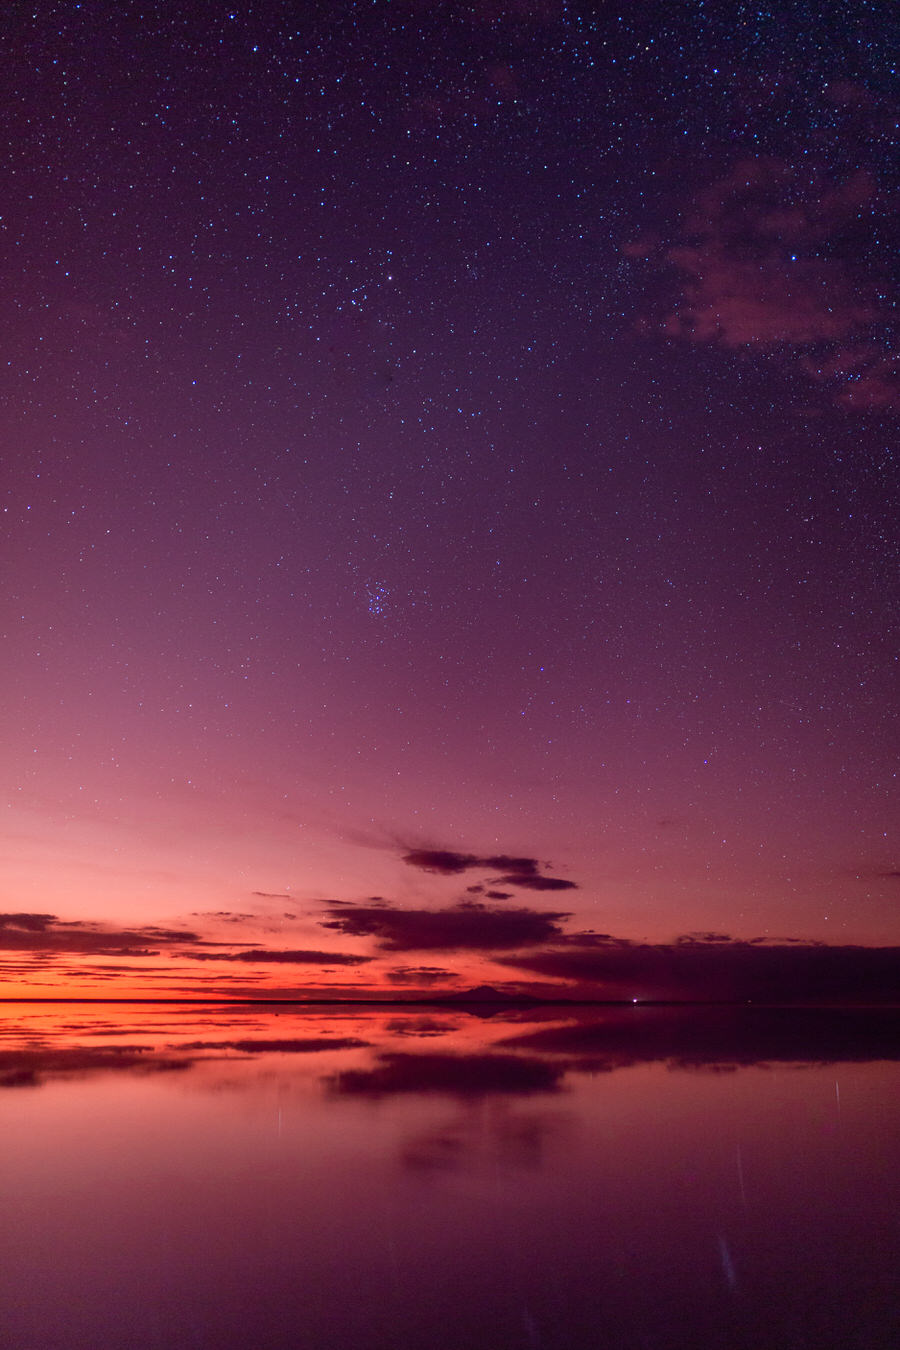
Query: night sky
xmin=2 ymin=0 xmax=897 ymax=1000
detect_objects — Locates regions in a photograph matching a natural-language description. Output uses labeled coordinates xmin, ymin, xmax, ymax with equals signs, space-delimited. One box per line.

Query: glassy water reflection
xmin=1 ymin=1003 xmax=898 ymax=1349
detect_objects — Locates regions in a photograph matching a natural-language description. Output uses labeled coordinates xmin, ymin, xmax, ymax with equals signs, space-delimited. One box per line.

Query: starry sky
xmin=1 ymin=0 xmax=897 ymax=1000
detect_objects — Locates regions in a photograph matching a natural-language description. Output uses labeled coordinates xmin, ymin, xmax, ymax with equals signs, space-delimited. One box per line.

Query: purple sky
xmin=1 ymin=0 xmax=897 ymax=999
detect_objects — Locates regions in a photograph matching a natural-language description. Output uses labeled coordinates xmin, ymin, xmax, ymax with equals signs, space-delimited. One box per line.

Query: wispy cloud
xmin=385 ymin=966 xmax=460 ymax=986
xmin=637 ymin=157 xmax=897 ymax=412
xmin=401 ymin=848 xmax=577 ymax=890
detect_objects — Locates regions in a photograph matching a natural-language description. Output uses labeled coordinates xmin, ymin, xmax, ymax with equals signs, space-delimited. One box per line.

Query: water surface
xmin=1 ymin=1003 xmax=898 ymax=1349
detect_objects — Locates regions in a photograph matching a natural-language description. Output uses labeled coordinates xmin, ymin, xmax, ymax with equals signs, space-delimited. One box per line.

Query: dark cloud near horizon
xmin=0 ymin=913 xmax=56 ymax=932
xmin=321 ymin=902 xmax=570 ymax=951
xmin=385 ymin=966 xmax=460 ymax=986
xmin=383 ymin=966 xmax=461 ymax=988
xmin=498 ymin=936 xmax=900 ymax=1004
xmin=178 ymin=1037 xmax=368 ymax=1054
xmin=183 ymin=948 xmax=373 ymax=966
xmin=192 ymin=910 xmax=255 ymax=921
xmin=0 ymin=912 xmax=202 ymax=955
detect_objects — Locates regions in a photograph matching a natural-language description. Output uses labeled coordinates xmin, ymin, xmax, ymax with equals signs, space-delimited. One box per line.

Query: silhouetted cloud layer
xmin=178 ymin=1038 xmax=368 ymax=1054
xmin=183 ymin=948 xmax=372 ymax=966
xmin=0 ymin=913 xmax=56 ymax=932
xmin=322 ymin=902 xmax=570 ymax=951
xmin=385 ymin=966 xmax=459 ymax=985
xmin=499 ymin=936 xmax=900 ymax=1003
xmin=0 ymin=912 xmax=200 ymax=955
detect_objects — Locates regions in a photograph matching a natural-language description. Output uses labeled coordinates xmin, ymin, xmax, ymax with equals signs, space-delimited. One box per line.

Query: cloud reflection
xmin=500 ymin=1005 xmax=900 ymax=1069
xmin=2 ymin=1004 xmax=897 ymax=1097
xmin=328 ymin=1050 xmax=565 ymax=1098
xmin=0 ymin=1045 xmax=191 ymax=1088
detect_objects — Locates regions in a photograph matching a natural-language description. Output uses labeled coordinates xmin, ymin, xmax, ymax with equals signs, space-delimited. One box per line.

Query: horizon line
xmin=1 ymin=997 xmax=898 ymax=1009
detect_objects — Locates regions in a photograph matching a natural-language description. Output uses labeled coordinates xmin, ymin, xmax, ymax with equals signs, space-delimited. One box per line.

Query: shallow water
xmin=1 ymin=1003 xmax=898 ymax=1350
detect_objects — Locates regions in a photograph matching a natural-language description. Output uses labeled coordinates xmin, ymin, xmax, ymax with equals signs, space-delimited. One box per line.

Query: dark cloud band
xmin=322 ymin=903 xmax=570 ymax=952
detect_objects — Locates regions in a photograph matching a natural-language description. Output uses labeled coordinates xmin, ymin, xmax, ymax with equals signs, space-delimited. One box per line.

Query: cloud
xmin=642 ymin=158 xmax=897 ymax=412
xmin=402 ymin=849 xmax=532 ymax=875
xmin=177 ymin=1038 xmax=368 ymax=1054
xmin=251 ymin=892 xmax=292 ymax=900
xmin=0 ymin=913 xmax=56 ymax=932
xmin=328 ymin=1050 xmax=564 ymax=1099
xmin=0 ymin=912 xmax=201 ymax=955
xmin=497 ymin=874 xmax=577 ymax=891
xmin=497 ymin=935 xmax=900 ymax=1004
xmin=661 ymin=160 xmax=876 ymax=343
xmin=401 ymin=848 xmax=576 ymax=890
xmin=321 ymin=902 xmax=570 ymax=952
xmin=385 ymin=966 xmax=460 ymax=986
xmin=192 ymin=910 xmax=256 ymax=921
xmin=182 ymin=948 xmax=373 ymax=966
xmin=799 ymin=344 xmax=899 ymax=412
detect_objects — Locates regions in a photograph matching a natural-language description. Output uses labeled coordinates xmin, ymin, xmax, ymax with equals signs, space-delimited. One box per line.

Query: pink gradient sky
xmin=2 ymin=3 xmax=897 ymax=998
